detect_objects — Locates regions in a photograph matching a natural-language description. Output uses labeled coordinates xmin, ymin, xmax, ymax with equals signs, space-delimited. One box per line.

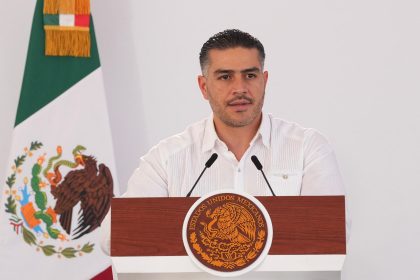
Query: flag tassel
xmin=43 ymin=0 xmax=91 ymax=58
xmin=43 ymin=0 xmax=59 ymax=14
xmin=45 ymin=27 xmax=90 ymax=57
xmin=75 ymin=0 xmax=91 ymax=15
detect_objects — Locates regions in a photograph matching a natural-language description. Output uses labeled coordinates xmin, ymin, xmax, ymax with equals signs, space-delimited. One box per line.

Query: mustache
xmin=227 ymin=95 xmax=254 ymax=105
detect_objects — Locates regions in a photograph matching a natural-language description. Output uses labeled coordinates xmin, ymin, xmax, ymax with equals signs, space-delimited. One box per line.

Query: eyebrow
xmin=213 ymin=67 xmax=261 ymax=75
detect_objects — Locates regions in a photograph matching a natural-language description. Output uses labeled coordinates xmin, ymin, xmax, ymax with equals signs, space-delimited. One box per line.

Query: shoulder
xmin=144 ymin=118 xmax=207 ymax=162
xmin=268 ymin=114 xmax=331 ymax=149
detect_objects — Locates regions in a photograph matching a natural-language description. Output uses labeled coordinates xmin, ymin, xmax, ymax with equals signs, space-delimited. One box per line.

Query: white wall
xmin=1 ymin=0 xmax=420 ymax=279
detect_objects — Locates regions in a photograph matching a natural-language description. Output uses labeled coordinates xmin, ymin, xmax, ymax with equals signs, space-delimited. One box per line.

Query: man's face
xmin=198 ymin=47 xmax=268 ymax=128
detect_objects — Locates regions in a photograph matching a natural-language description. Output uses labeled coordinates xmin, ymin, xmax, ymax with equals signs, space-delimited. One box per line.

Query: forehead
xmin=207 ymin=47 xmax=262 ymax=71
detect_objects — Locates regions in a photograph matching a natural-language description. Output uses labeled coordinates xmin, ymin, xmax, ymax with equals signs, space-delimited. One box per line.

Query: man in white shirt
xmin=125 ymin=29 xmax=345 ymax=197
xmin=101 ymin=29 xmax=347 ymax=255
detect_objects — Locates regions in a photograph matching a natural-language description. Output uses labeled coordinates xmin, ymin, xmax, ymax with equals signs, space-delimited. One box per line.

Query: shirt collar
xmin=257 ymin=112 xmax=271 ymax=148
xmin=201 ymin=112 xmax=271 ymax=153
xmin=202 ymin=114 xmax=219 ymax=153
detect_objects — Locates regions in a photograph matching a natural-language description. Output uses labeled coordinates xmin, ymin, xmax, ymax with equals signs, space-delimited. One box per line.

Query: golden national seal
xmin=184 ymin=192 xmax=272 ymax=275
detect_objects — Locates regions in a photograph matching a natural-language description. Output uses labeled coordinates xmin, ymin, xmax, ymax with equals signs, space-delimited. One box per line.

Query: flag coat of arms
xmin=0 ymin=0 xmax=117 ymax=279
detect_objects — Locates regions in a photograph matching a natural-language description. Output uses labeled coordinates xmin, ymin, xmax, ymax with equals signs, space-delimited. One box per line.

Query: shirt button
xmin=238 ymin=168 xmax=241 ymax=173
xmin=282 ymin=174 xmax=288 ymax=180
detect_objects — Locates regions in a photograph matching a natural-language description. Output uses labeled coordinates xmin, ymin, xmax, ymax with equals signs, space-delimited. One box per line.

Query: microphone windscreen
xmin=251 ymin=155 xmax=263 ymax=170
xmin=205 ymin=153 xmax=218 ymax=168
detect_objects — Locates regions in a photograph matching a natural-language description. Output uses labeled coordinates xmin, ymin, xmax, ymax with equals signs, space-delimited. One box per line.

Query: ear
xmin=197 ymin=75 xmax=209 ymax=100
xmin=263 ymin=71 xmax=268 ymax=87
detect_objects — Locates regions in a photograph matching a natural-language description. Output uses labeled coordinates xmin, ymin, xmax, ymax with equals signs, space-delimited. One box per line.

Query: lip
xmin=229 ymin=100 xmax=251 ymax=105
xmin=228 ymin=101 xmax=252 ymax=112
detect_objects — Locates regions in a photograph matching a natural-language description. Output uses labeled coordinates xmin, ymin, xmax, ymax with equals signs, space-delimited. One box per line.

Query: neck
xmin=213 ymin=114 xmax=262 ymax=161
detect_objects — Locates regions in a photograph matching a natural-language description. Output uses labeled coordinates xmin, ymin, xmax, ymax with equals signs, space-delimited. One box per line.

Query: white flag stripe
xmin=1 ymin=68 xmax=117 ymax=279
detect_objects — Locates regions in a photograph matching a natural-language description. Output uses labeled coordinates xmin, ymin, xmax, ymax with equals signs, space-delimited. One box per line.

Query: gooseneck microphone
xmin=186 ymin=153 xmax=218 ymax=197
xmin=251 ymin=155 xmax=276 ymax=196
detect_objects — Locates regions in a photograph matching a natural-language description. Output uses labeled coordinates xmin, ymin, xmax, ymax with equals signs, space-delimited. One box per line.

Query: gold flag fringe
xmin=58 ymin=0 xmax=76 ymax=14
xmin=45 ymin=28 xmax=90 ymax=57
xmin=75 ymin=0 xmax=90 ymax=15
xmin=43 ymin=0 xmax=59 ymax=14
xmin=44 ymin=0 xmax=90 ymax=15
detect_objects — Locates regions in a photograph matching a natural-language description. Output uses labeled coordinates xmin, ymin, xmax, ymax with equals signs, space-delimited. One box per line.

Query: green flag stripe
xmin=15 ymin=0 xmax=100 ymax=127
xmin=43 ymin=14 xmax=59 ymax=25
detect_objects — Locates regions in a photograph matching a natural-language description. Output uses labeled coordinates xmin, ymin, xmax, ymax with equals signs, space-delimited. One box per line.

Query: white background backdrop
xmin=1 ymin=0 xmax=420 ymax=279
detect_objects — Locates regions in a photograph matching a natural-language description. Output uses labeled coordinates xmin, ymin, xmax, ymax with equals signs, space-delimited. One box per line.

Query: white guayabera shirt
xmin=101 ymin=113 xmax=349 ymax=255
xmin=125 ymin=113 xmax=345 ymax=197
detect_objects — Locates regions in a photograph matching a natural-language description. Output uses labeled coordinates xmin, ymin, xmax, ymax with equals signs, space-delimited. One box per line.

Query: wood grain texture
xmin=111 ymin=196 xmax=345 ymax=256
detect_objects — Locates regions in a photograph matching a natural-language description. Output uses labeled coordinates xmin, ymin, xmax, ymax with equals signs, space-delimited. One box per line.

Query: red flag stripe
xmin=91 ymin=265 xmax=113 ymax=280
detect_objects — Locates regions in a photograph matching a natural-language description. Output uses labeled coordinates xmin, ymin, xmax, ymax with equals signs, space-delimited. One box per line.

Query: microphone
xmin=205 ymin=153 xmax=218 ymax=168
xmin=186 ymin=153 xmax=218 ymax=197
xmin=251 ymin=155 xmax=276 ymax=196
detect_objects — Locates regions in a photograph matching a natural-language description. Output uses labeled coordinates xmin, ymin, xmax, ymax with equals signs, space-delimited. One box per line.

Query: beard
xmin=208 ymin=92 xmax=265 ymax=128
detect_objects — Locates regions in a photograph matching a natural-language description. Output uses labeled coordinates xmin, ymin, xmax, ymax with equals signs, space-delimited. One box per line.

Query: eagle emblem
xmin=183 ymin=192 xmax=272 ymax=276
xmin=3 ymin=141 xmax=114 ymax=258
xmin=202 ymin=202 xmax=256 ymax=244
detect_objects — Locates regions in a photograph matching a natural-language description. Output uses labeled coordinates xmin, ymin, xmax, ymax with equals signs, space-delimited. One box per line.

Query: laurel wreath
xmin=190 ymin=230 xmax=266 ymax=269
xmin=4 ymin=141 xmax=95 ymax=258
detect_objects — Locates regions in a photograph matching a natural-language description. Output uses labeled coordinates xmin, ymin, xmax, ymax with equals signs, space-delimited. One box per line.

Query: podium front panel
xmin=111 ymin=196 xmax=345 ymax=257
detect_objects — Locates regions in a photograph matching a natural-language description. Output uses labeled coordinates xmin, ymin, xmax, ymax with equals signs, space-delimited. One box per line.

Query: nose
xmin=232 ymin=76 xmax=248 ymax=95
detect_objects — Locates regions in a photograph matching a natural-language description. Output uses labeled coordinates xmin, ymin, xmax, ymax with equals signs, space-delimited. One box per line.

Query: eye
xmin=218 ymin=74 xmax=231 ymax=80
xmin=246 ymin=73 xmax=257 ymax=79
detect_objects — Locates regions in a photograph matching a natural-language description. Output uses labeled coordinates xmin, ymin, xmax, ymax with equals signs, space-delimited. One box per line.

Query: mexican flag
xmin=0 ymin=0 xmax=117 ymax=279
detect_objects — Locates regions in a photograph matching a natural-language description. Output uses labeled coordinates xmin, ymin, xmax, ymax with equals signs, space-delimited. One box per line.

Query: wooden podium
xmin=111 ymin=196 xmax=346 ymax=279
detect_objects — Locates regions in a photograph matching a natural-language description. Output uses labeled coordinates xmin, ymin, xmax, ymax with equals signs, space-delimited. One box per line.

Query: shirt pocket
xmin=268 ymin=170 xmax=303 ymax=196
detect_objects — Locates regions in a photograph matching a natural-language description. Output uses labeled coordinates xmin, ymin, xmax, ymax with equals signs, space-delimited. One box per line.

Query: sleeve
xmin=300 ymin=129 xmax=345 ymax=195
xmin=124 ymin=144 xmax=169 ymax=197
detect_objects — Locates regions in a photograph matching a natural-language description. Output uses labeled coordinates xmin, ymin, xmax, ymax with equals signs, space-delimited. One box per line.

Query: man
xmin=101 ymin=29 xmax=347 ymax=255
xmin=124 ymin=29 xmax=345 ymax=197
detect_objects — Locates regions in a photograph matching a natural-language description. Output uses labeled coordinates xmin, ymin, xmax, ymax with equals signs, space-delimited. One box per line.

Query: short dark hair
xmin=199 ymin=29 xmax=265 ymax=75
